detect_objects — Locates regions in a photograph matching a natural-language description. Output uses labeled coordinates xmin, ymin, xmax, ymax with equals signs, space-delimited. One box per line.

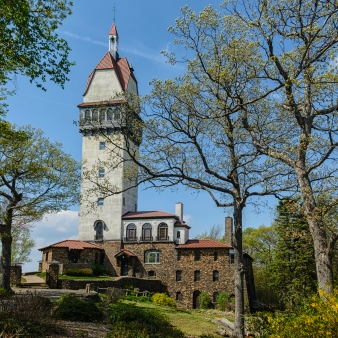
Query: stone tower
xmin=78 ymin=23 xmax=139 ymax=241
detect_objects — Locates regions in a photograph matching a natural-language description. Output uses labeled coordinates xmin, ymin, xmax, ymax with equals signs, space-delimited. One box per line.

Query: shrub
xmin=216 ymin=292 xmax=232 ymax=311
xmin=63 ymin=268 xmax=93 ymax=277
xmin=92 ymin=264 xmax=108 ymax=276
xmin=248 ymin=288 xmax=338 ymax=338
xmin=53 ymin=293 xmax=103 ymax=322
xmin=152 ymin=293 xmax=176 ymax=308
xmin=198 ymin=292 xmax=213 ymax=309
xmin=108 ymin=302 xmax=184 ymax=338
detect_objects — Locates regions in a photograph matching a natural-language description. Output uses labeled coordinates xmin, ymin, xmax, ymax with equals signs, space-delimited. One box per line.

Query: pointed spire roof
xmin=109 ymin=23 xmax=118 ymax=36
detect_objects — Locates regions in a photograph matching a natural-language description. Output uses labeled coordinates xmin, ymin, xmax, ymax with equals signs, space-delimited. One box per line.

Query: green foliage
xmin=11 ymin=228 xmax=35 ymax=263
xmin=248 ymin=288 xmax=338 ymax=338
xmin=0 ymin=0 xmax=74 ymax=90
xmin=63 ymin=268 xmax=93 ymax=277
xmin=108 ymin=302 xmax=184 ymax=338
xmin=152 ymin=293 xmax=176 ymax=308
xmin=216 ymin=292 xmax=232 ymax=311
xmin=92 ymin=264 xmax=108 ymax=276
xmin=53 ymin=293 xmax=103 ymax=322
xmin=268 ymin=198 xmax=317 ymax=308
xmin=198 ymin=292 xmax=213 ymax=310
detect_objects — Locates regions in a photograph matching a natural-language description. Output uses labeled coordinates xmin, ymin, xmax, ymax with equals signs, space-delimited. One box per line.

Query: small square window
xmin=97 ymin=198 xmax=104 ymax=206
xmin=99 ymin=142 xmax=106 ymax=150
xmin=98 ymin=169 xmax=105 ymax=177
xmin=194 ymin=270 xmax=200 ymax=282
xmin=176 ymin=270 xmax=182 ymax=281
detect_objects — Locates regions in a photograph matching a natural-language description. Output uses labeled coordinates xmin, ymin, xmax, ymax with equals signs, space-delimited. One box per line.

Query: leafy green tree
xmin=0 ymin=124 xmax=80 ymax=290
xmin=11 ymin=229 xmax=35 ymax=263
xmin=269 ymin=199 xmax=317 ymax=307
xmin=0 ymin=0 xmax=74 ymax=90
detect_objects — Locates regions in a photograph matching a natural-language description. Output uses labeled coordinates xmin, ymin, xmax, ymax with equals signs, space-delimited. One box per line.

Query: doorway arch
xmin=193 ymin=290 xmax=201 ymax=309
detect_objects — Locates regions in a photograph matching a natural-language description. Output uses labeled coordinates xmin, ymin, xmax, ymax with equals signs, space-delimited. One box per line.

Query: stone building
xmin=39 ymin=21 xmax=256 ymax=309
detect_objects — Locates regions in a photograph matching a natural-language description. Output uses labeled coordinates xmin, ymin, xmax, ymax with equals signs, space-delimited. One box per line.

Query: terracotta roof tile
xmin=122 ymin=211 xmax=178 ymax=220
xmin=178 ymin=239 xmax=232 ymax=249
xmin=109 ymin=23 xmax=118 ymax=36
xmin=38 ymin=240 xmax=103 ymax=251
xmin=114 ymin=249 xmax=136 ymax=258
xmin=174 ymin=221 xmax=191 ymax=229
xmin=83 ymin=53 xmax=137 ymax=95
xmin=77 ymin=100 xmax=127 ymax=108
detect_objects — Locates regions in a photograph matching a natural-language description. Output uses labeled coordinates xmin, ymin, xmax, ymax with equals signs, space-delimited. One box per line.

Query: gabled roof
xmin=114 ymin=249 xmax=136 ymax=258
xmin=38 ymin=240 xmax=103 ymax=251
xmin=178 ymin=239 xmax=232 ymax=249
xmin=83 ymin=52 xmax=137 ymax=95
xmin=174 ymin=221 xmax=191 ymax=229
xmin=122 ymin=211 xmax=179 ymax=220
xmin=109 ymin=23 xmax=118 ymax=36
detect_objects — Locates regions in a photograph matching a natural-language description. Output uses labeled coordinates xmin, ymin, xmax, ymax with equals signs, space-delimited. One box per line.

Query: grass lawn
xmin=35 ymin=272 xmax=113 ymax=281
xmin=121 ymin=300 xmax=231 ymax=337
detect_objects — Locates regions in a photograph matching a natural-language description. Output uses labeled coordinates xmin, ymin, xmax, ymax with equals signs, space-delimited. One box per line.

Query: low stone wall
xmin=57 ymin=277 xmax=165 ymax=293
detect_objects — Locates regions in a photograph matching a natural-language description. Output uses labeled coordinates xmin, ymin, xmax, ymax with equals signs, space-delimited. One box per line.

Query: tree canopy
xmin=0 ymin=124 xmax=80 ymax=290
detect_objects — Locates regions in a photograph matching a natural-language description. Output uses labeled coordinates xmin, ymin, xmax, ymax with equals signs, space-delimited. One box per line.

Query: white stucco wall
xmin=84 ymin=69 xmax=123 ymax=102
xmin=174 ymin=227 xmax=189 ymax=244
xmin=79 ymin=134 xmax=138 ymax=241
xmin=122 ymin=217 xmax=176 ymax=241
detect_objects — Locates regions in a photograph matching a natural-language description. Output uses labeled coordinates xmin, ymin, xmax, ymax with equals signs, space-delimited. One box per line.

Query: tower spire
xmin=113 ymin=3 xmax=116 ymax=24
xmin=108 ymin=5 xmax=118 ymax=60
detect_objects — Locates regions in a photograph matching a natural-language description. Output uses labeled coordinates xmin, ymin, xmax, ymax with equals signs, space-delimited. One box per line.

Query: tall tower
xmin=78 ymin=23 xmax=139 ymax=241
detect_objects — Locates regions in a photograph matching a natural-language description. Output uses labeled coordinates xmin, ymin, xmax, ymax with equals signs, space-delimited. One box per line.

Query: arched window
xmin=99 ymin=109 xmax=106 ymax=122
xmin=114 ymin=111 xmax=121 ymax=120
xmin=158 ymin=222 xmax=168 ymax=240
xmin=213 ymin=292 xmax=219 ymax=303
xmin=144 ymin=250 xmax=160 ymax=264
xmin=107 ymin=108 xmax=113 ymax=121
xmin=85 ymin=109 xmax=91 ymax=122
xmin=94 ymin=221 xmax=104 ymax=240
xmin=92 ymin=109 xmax=98 ymax=121
xmin=142 ymin=223 xmax=152 ymax=241
xmin=126 ymin=223 xmax=137 ymax=241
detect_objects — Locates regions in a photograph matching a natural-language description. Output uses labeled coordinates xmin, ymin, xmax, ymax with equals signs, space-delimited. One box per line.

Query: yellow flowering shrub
xmin=248 ymin=288 xmax=338 ymax=338
xmin=152 ymin=293 xmax=177 ymax=308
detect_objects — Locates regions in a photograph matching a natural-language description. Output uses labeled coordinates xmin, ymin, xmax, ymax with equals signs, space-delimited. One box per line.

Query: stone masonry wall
xmin=123 ymin=242 xmax=236 ymax=308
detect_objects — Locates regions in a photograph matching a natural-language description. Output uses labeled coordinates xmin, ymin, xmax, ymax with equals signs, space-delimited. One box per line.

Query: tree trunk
xmin=233 ymin=204 xmax=245 ymax=338
xmin=297 ymin=169 xmax=333 ymax=294
xmin=0 ymin=224 xmax=12 ymax=291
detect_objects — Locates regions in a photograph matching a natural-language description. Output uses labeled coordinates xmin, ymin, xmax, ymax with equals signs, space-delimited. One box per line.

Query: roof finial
xmin=113 ymin=3 xmax=116 ymax=24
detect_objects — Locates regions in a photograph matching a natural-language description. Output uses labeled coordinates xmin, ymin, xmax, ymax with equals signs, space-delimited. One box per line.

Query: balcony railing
xmin=124 ymin=236 xmax=138 ymax=243
xmin=140 ymin=236 xmax=153 ymax=242
xmin=155 ymin=236 xmax=170 ymax=242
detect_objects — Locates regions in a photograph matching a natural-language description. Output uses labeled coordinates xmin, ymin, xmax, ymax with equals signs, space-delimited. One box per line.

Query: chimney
xmin=175 ymin=202 xmax=183 ymax=222
xmin=225 ymin=217 xmax=233 ymax=246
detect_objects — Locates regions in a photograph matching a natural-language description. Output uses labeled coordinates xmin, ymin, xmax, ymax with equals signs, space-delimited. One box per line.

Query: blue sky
xmin=5 ymin=0 xmax=277 ymax=271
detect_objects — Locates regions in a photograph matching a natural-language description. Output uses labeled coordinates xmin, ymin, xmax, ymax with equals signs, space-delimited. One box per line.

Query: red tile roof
xmin=38 ymin=240 xmax=103 ymax=251
xmin=174 ymin=221 xmax=191 ymax=229
xmin=77 ymin=100 xmax=127 ymax=108
xmin=83 ymin=52 xmax=137 ymax=95
xmin=178 ymin=239 xmax=232 ymax=249
xmin=114 ymin=249 xmax=136 ymax=258
xmin=109 ymin=23 xmax=118 ymax=36
xmin=122 ymin=211 xmax=179 ymax=220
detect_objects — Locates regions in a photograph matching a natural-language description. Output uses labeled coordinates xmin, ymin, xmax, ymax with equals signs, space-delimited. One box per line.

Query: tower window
xmin=97 ymin=198 xmax=104 ymax=206
xmin=194 ymin=270 xmax=200 ymax=282
xmin=213 ymin=270 xmax=219 ymax=282
xmin=95 ymin=221 xmax=104 ymax=240
xmin=98 ymin=169 xmax=105 ymax=178
xmin=177 ymin=231 xmax=181 ymax=239
xmin=99 ymin=142 xmax=106 ymax=150
xmin=114 ymin=111 xmax=121 ymax=120
xmin=123 ymin=197 xmax=125 ymax=206
xmin=92 ymin=109 xmax=98 ymax=121
xmin=107 ymin=109 xmax=113 ymax=121
xmin=85 ymin=110 xmax=91 ymax=122
xmin=126 ymin=223 xmax=137 ymax=241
